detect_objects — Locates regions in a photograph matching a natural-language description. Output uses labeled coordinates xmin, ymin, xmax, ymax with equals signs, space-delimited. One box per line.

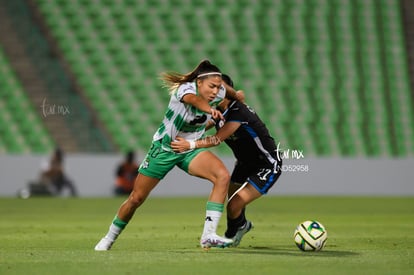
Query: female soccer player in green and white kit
xmin=95 ymin=60 xmax=244 ymax=250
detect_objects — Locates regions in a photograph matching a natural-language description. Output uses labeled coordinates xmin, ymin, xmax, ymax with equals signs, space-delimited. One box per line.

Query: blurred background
xmin=0 ymin=0 xmax=413 ymax=197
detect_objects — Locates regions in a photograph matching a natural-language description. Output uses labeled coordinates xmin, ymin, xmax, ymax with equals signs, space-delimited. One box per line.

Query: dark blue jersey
xmin=216 ymin=101 xmax=278 ymax=167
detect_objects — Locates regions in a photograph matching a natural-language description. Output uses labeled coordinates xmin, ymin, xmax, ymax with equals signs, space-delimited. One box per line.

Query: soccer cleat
xmin=94 ymin=236 xmax=114 ymax=251
xmin=200 ymin=233 xmax=234 ymax=249
xmin=232 ymin=220 xmax=253 ymax=247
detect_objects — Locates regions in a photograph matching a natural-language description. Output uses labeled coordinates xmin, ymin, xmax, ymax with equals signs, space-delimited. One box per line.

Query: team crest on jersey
xmin=141 ymin=158 xmax=149 ymax=169
xmin=218 ymin=120 xmax=225 ymax=128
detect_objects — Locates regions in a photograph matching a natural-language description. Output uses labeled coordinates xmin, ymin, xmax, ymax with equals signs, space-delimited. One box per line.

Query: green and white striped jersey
xmin=153 ymin=82 xmax=226 ymax=151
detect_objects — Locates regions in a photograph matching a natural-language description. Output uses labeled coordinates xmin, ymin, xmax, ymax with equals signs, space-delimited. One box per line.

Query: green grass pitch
xmin=0 ymin=196 xmax=413 ymax=275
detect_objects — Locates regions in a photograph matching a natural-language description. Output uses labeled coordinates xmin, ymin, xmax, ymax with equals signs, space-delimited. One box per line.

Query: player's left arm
xmin=181 ymin=93 xmax=223 ymax=120
xmin=171 ymin=121 xmax=241 ymax=152
xmin=223 ymin=82 xmax=245 ymax=103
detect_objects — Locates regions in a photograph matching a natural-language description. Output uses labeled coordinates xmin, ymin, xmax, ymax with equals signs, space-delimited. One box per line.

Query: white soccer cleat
xmin=232 ymin=220 xmax=253 ymax=247
xmin=200 ymin=233 xmax=234 ymax=249
xmin=94 ymin=236 xmax=114 ymax=251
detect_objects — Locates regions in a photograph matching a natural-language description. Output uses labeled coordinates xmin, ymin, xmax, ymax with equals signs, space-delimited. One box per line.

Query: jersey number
xmin=257 ymin=168 xmax=272 ymax=181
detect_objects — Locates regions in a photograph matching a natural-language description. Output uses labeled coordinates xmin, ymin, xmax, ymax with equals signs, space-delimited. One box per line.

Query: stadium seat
xmin=0 ymin=47 xmax=54 ymax=153
xmin=32 ymin=0 xmax=413 ymax=156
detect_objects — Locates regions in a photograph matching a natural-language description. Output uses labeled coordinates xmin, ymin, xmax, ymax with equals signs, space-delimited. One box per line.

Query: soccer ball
xmin=294 ymin=220 xmax=327 ymax=251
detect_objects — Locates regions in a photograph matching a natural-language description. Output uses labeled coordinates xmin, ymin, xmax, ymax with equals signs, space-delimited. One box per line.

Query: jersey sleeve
xmin=175 ymin=82 xmax=196 ymax=102
xmin=225 ymin=102 xmax=246 ymax=123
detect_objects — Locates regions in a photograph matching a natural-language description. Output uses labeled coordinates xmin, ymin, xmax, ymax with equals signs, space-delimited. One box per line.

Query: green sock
xmin=206 ymin=201 xmax=224 ymax=212
xmin=112 ymin=215 xmax=128 ymax=229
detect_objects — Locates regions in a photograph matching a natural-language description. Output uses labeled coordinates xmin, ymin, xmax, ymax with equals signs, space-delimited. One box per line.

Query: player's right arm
xmin=223 ymin=81 xmax=245 ymax=103
xmin=171 ymin=121 xmax=241 ymax=152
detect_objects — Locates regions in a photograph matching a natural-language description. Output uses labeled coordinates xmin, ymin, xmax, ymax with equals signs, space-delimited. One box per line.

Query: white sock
xmin=202 ymin=201 xmax=224 ymax=236
xmin=106 ymin=223 xmax=122 ymax=241
xmin=105 ymin=216 xmax=128 ymax=241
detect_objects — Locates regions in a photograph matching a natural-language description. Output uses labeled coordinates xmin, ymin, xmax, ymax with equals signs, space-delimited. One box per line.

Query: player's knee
xmin=215 ymin=167 xmax=230 ymax=186
xmin=127 ymin=192 xmax=147 ymax=209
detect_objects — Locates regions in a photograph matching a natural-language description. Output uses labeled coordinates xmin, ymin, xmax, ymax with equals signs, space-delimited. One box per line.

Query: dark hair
xmin=161 ymin=59 xmax=221 ymax=94
xmin=195 ymin=60 xmax=221 ymax=80
xmin=222 ymin=74 xmax=234 ymax=88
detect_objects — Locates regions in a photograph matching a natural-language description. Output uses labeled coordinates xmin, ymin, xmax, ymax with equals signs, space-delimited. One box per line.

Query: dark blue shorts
xmin=231 ymin=160 xmax=282 ymax=194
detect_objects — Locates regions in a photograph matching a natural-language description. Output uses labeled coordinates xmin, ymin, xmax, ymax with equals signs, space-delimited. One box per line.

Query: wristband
xmin=189 ymin=140 xmax=196 ymax=149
